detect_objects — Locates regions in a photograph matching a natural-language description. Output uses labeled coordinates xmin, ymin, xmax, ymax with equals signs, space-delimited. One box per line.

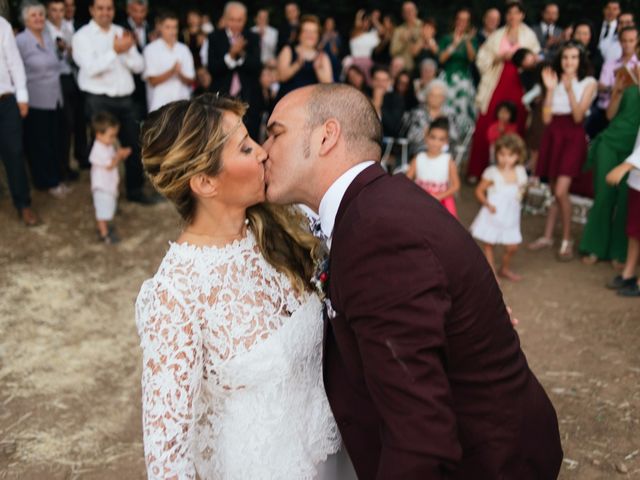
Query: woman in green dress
xmin=438 ymin=7 xmax=478 ymax=139
xmin=580 ymin=67 xmax=640 ymax=264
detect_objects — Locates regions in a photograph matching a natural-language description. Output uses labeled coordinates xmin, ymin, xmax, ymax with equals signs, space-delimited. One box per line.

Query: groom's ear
xmin=318 ymin=118 xmax=341 ymax=156
xmin=189 ymin=174 xmax=218 ymax=199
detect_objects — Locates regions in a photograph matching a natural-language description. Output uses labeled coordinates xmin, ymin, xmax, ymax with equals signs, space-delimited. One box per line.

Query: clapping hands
xmin=541 ymin=67 xmax=559 ymax=90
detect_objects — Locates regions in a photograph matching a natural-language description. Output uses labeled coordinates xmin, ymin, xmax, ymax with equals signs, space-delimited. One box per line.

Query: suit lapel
xmin=322 ymin=162 xmax=387 ymax=367
xmin=333 ymin=163 xmax=387 ymax=236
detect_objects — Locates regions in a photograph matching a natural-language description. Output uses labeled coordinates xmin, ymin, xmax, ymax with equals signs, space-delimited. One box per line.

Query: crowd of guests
xmin=0 ymin=0 xmax=638 ymax=294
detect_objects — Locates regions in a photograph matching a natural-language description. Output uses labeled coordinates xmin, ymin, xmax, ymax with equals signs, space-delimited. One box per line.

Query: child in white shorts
xmin=90 ymin=112 xmax=131 ymax=244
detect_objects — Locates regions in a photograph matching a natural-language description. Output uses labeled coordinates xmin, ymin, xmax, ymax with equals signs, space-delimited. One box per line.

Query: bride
xmin=135 ymin=94 xmax=351 ymax=479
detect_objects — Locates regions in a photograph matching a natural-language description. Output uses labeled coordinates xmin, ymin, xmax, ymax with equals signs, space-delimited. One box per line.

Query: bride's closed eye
xmin=241 ymin=144 xmax=253 ymax=154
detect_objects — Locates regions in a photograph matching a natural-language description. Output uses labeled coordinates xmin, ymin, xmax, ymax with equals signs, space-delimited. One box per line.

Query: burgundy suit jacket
xmin=323 ymin=163 xmax=563 ymax=479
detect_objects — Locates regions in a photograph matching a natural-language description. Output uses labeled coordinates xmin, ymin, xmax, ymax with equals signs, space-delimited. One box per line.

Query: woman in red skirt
xmin=529 ymin=42 xmax=597 ymax=260
xmin=466 ymin=0 xmax=540 ymax=182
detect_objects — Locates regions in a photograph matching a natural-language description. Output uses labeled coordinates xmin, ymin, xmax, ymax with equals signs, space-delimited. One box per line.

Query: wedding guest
xmin=143 ymin=11 xmax=194 ymax=112
xmin=438 ymin=7 xmax=478 ymax=139
xmin=46 ymin=0 xmax=80 ymax=181
xmin=349 ymin=9 xmax=379 ymax=83
xmin=181 ymin=9 xmax=205 ymax=69
xmin=251 ymin=9 xmax=278 ymax=64
xmin=533 ymin=2 xmax=562 ymax=60
xmin=529 ymin=43 xmax=597 ymax=261
xmin=573 ymin=20 xmax=604 ymax=78
xmin=406 ymin=79 xmax=457 ymax=155
xmin=276 ymin=15 xmax=333 ymax=100
xmin=389 ymin=55 xmax=406 ymax=82
xmin=121 ymin=0 xmax=152 ymax=119
xmin=487 ymin=101 xmax=519 ymax=163
xmin=590 ymin=26 xmax=638 ymax=142
xmin=471 ymin=133 xmax=529 ymax=281
xmin=467 ymin=0 xmax=540 ymax=182
xmin=406 ymin=117 xmax=460 ymax=218
xmin=413 ymin=17 xmax=438 ymax=74
xmin=477 ymin=8 xmax=501 ymax=46
xmin=390 ymin=1 xmax=421 ymax=72
xmin=601 ymin=10 xmax=635 ymax=63
xmin=62 ymin=0 xmax=77 ymax=29
xmin=73 ymin=0 xmax=156 ymax=205
xmin=413 ymin=58 xmax=437 ymax=104
xmin=605 ymin=131 xmax=640 ymax=296
xmin=319 ymin=16 xmax=342 ymax=81
xmin=371 ymin=11 xmax=394 ymax=66
xmin=207 ymin=1 xmax=262 ymax=139
xmin=89 ymin=111 xmax=130 ymax=244
xmin=17 ymin=1 xmax=69 ymax=198
xmin=344 ymin=65 xmax=369 ymax=96
xmin=277 ymin=2 xmax=300 ymax=52
xmin=371 ymin=66 xmax=405 ymax=138
xmin=0 ymin=15 xmax=40 ymax=226
xmin=580 ymin=58 xmax=640 ymax=266
xmin=598 ymin=0 xmax=621 ymax=62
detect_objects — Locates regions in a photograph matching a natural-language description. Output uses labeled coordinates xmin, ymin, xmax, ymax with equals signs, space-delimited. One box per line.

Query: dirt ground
xmin=0 ymin=171 xmax=638 ymax=480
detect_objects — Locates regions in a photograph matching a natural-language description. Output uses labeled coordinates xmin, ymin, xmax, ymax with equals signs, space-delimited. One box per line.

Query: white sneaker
xmin=49 ymin=184 xmax=71 ymax=198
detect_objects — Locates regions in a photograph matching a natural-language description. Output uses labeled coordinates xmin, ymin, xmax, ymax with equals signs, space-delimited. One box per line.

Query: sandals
xmin=19 ymin=207 xmax=42 ymax=227
xmin=528 ymin=237 xmax=553 ymax=251
xmin=581 ymin=253 xmax=598 ymax=265
xmin=557 ymin=239 xmax=574 ymax=262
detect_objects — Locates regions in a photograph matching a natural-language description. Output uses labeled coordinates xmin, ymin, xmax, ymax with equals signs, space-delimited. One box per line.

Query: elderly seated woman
xmin=405 ymin=79 xmax=458 ymax=155
xmin=413 ymin=58 xmax=438 ymax=104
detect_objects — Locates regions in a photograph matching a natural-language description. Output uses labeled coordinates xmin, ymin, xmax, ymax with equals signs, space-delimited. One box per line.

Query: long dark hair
xmin=552 ymin=41 xmax=593 ymax=80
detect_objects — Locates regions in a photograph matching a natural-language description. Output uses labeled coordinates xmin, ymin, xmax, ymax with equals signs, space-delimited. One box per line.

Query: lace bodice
xmin=135 ymin=231 xmax=340 ymax=479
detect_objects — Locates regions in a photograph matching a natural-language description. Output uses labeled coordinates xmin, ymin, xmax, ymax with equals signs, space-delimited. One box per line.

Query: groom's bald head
xmin=303 ymin=84 xmax=383 ymax=160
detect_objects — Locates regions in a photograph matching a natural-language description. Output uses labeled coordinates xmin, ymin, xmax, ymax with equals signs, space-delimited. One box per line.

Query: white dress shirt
xmin=72 ymin=20 xmax=144 ymax=97
xmin=318 ymin=161 xmax=376 ymax=249
xmin=624 ymin=128 xmax=640 ymax=191
xmin=0 ymin=16 xmax=28 ymax=103
xmin=46 ymin=20 xmax=73 ymax=75
xmin=143 ymin=38 xmax=194 ymax=112
xmin=251 ymin=25 xmax=278 ymax=63
xmin=599 ymin=20 xmax=619 ymax=63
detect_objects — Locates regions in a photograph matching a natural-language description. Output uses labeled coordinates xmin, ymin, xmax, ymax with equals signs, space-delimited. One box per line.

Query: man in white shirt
xmin=47 ymin=0 xmax=85 ymax=177
xmin=598 ymin=0 xmax=621 ymax=62
xmin=143 ymin=11 xmax=194 ymax=112
xmin=0 ymin=16 xmax=40 ymax=225
xmin=601 ymin=11 xmax=635 ymax=64
xmin=73 ymin=0 xmax=157 ymax=204
xmin=251 ymin=9 xmax=278 ymax=64
xmin=62 ymin=0 xmax=78 ymax=33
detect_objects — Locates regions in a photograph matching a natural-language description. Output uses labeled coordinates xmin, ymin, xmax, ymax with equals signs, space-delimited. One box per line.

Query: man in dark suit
xmin=532 ymin=2 xmax=562 ymax=60
xmin=264 ymin=83 xmax=563 ymax=479
xmin=119 ymin=0 xmax=153 ymax=118
xmin=207 ymin=1 xmax=262 ymax=139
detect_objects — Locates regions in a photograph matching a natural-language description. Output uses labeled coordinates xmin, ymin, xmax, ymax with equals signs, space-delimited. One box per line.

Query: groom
xmin=263 ymin=84 xmax=563 ymax=479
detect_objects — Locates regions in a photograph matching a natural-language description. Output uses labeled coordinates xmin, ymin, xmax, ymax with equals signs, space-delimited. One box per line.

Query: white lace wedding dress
xmin=135 ymin=230 xmax=344 ymax=480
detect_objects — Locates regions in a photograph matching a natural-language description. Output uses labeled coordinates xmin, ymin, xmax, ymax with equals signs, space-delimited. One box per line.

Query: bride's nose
xmin=256 ymin=143 xmax=268 ymax=164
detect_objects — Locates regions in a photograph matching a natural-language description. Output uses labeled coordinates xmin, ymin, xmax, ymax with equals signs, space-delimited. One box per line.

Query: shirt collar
xmin=89 ymin=19 xmax=113 ymax=34
xmin=318 ymin=161 xmax=375 ymax=246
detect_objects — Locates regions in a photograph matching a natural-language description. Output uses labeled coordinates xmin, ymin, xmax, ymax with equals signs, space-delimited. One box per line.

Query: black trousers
xmin=23 ymin=106 xmax=64 ymax=190
xmin=61 ymin=73 xmax=89 ymax=168
xmin=84 ymin=93 xmax=144 ymax=196
xmin=0 ymin=95 xmax=31 ymax=210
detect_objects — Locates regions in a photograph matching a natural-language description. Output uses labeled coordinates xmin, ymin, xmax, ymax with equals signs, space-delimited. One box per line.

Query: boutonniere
xmin=311 ymin=256 xmax=330 ymax=300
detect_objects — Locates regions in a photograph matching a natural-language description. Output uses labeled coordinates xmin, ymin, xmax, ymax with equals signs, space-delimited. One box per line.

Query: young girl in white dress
xmin=471 ymin=133 xmax=528 ymax=281
xmin=135 ymin=94 xmax=349 ymax=479
xmin=406 ymin=117 xmax=460 ymax=218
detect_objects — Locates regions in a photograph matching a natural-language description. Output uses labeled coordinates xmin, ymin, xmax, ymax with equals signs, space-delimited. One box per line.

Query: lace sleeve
xmin=136 ymin=280 xmax=203 ymax=480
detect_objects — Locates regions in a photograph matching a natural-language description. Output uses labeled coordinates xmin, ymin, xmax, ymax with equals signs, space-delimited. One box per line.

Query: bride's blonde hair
xmin=141 ymin=93 xmax=321 ymax=294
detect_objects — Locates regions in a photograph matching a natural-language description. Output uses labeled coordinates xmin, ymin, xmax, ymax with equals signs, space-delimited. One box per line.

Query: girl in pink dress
xmin=406 ymin=117 xmax=460 ymax=218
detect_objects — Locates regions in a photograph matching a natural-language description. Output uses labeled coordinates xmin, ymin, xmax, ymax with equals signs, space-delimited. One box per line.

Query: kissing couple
xmin=135 ymin=85 xmax=563 ymax=479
